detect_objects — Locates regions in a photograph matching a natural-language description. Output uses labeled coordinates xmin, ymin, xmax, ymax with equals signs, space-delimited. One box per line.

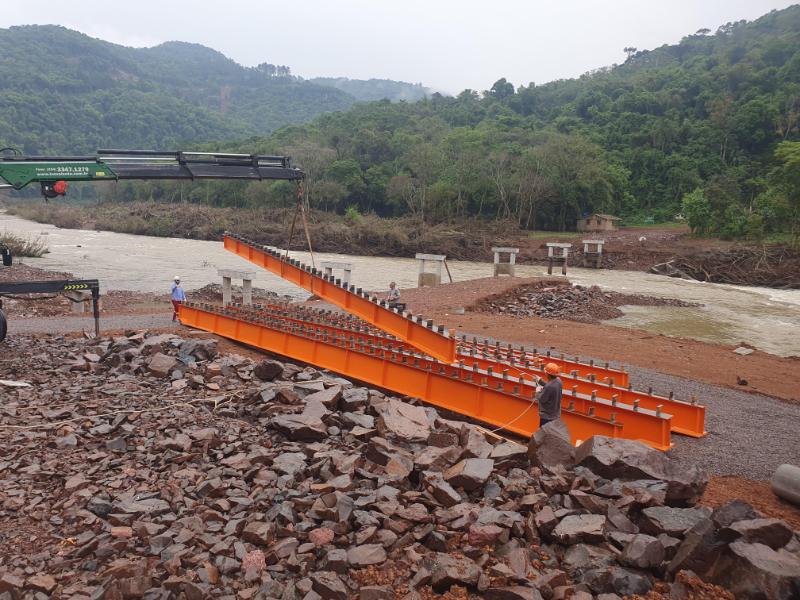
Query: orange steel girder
xmin=224 ymin=303 xmax=703 ymax=438
xmin=223 ymin=233 xmax=457 ymax=363
xmin=180 ymin=303 xmax=673 ymax=449
xmin=468 ymin=345 xmax=631 ymax=388
xmin=460 ymin=352 xmax=705 ymax=438
xmin=180 ymin=303 xmax=622 ymax=444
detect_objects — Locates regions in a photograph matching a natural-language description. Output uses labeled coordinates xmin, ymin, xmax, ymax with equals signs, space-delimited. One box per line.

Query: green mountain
xmin=308 ymin=77 xmax=432 ymax=102
xmin=0 ymin=25 xmax=428 ymax=154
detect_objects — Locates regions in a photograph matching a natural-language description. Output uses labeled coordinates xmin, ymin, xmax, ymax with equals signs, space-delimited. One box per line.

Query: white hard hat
xmin=174 ymin=276 xmax=180 ymax=281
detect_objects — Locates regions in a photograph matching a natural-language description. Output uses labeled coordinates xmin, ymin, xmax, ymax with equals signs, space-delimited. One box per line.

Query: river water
xmin=3 ymin=212 xmax=799 ymax=357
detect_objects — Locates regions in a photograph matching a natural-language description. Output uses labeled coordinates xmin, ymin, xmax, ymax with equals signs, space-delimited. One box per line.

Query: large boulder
xmin=575 ymin=436 xmax=707 ymax=505
xmin=444 ymin=458 xmax=494 ymax=491
xmin=562 ymin=544 xmax=616 ymax=576
xmin=771 ymin=464 xmax=800 ymax=507
xmin=147 ymin=353 xmax=177 ymax=377
xmin=552 ymin=515 xmax=607 ymax=545
xmin=429 ymin=553 xmax=482 ymax=592
xmin=712 ymin=541 xmax=800 ymax=600
xmin=375 ymin=399 xmax=430 ymax=442
xmin=270 ymin=413 xmax=327 ymax=441
xmin=721 ymin=518 xmax=795 ymax=550
xmin=347 ymin=544 xmax=387 ymax=566
xmin=254 ymin=359 xmax=284 ymax=381
xmin=666 ymin=518 xmax=727 ymax=578
xmin=425 ymin=473 xmax=462 ymax=507
xmin=527 ymin=419 xmax=575 ymax=468
xmin=311 ymin=572 xmax=348 ymax=600
xmin=485 ymin=587 xmax=543 ymax=600
xmin=640 ymin=506 xmax=710 ymax=537
xmin=609 ymin=567 xmax=652 ymax=596
xmin=304 ymin=385 xmax=343 ymax=409
xmin=711 ymin=499 xmax=759 ymax=528
xmin=620 ymin=534 xmax=665 ymax=569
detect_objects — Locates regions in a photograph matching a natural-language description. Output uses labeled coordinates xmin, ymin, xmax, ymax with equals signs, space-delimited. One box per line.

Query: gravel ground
xmin=625 ymin=364 xmax=800 ymax=479
xmin=8 ymin=310 xmax=800 ymax=480
xmin=7 ymin=313 xmax=176 ymax=335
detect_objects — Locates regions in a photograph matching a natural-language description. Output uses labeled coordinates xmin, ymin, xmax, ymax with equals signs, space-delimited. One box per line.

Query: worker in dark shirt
xmin=535 ymin=362 xmax=562 ymax=428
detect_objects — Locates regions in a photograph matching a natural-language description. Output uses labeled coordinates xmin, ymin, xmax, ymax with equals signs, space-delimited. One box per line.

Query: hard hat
xmin=174 ymin=276 xmax=180 ymax=281
xmin=544 ymin=362 xmax=560 ymax=376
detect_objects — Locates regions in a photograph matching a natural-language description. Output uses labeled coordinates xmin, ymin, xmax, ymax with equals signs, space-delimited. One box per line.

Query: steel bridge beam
xmin=223 ymin=233 xmax=457 ymax=363
xmin=181 ymin=302 xmax=673 ymax=449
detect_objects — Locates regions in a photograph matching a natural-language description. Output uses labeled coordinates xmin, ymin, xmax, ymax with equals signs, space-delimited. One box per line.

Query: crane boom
xmin=0 ymin=149 xmax=304 ymax=198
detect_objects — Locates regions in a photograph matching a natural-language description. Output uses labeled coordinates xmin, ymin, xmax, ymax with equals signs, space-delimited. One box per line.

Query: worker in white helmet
xmin=171 ymin=276 xmax=186 ymax=322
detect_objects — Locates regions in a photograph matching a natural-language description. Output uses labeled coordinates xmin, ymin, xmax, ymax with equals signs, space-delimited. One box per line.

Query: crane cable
xmin=285 ymin=181 xmax=316 ymax=269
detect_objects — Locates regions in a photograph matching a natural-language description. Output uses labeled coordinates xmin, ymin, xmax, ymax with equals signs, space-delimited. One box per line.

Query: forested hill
xmin=174 ymin=5 xmax=795 ymax=239
xmin=308 ymin=77 xmax=432 ymax=102
xmin=0 ymin=25 xmax=429 ymax=153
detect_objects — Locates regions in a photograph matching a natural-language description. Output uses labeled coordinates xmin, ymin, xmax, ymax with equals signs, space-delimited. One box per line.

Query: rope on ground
xmin=484 ymin=399 xmax=537 ymax=435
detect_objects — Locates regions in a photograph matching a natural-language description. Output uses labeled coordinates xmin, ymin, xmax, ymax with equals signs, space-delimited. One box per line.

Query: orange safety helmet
xmin=544 ymin=362 xmax=560 ymax=376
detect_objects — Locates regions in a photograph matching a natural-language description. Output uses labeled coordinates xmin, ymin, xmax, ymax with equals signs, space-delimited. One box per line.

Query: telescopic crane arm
xmin=0 ymin=149 xmax=304 ymax=199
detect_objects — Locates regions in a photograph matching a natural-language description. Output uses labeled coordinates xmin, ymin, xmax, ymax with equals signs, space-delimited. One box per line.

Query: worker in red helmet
xmin=535 ymin=362 xmax=562 ymax=428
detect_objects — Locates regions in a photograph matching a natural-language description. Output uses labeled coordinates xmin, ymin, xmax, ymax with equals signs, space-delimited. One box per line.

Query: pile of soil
xmin=188 ymin=283 xmax=289 ymax=305
xmin=472 ymin=280 xmax=699 ymax=324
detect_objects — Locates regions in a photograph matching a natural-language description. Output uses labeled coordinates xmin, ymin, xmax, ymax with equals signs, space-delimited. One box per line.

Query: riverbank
xmin=8 ymin=201 xmax=799 ymax=287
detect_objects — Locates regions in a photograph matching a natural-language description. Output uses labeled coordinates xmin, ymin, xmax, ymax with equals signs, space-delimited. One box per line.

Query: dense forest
xmin=308 ymin=78 xmax=433 ymax=102
xmin=0 ymin=25 xmax=428 ymax=152
xmin=4 ymin=7 xmax=800 ymax=241
xmin=95 ymin=6 xmax=800 ymax=240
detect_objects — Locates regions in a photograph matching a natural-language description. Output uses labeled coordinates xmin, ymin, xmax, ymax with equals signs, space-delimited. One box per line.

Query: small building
xmin=576 ymin=213 xmax=622 ymax=232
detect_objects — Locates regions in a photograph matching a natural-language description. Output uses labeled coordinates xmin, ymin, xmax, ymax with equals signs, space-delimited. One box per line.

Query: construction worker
xmin=171 ymin=276 xmax=186 ymax=322
xmin=387 ymin=281 xmax=401 ymax=307
xmin=535 ymin=362 xmax=562 ymax=428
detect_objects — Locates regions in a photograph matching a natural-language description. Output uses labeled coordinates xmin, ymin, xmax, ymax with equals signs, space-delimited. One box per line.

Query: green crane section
xmin=0 ymin=149 xmax=304 ymax=198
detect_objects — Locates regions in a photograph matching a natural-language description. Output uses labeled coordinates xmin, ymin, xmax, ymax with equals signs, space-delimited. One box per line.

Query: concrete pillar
xmin=217 ymin=269 xmax=256 ymax=306
xmin=546 ymin=243 xmax=572 ymax=276
xmin=65 ymin=290 xmax=92 ymax=314
xmin=582 ymin=239 xmax=605 ymax=268
xmin=492 ymin=247 xmax=520 ymax=277
xmin=242 ymin=278 xmax=252 ymax=305
xmin=222 ymin=276 xmax=232 ymax=305
xmin=415 ymin=253 xmax=446 ymax=287
xmin=320 ymin=262 xmax=353 ymax=286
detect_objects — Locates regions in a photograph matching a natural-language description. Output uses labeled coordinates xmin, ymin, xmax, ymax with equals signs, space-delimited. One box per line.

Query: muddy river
xmin=3 ymin=212 xmax=799 ymax=357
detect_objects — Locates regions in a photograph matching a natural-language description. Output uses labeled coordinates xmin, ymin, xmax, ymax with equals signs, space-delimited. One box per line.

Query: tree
xmin=769 ymin=141 xmax=800 ymax=244
xmin=284 ymin=141 xmax=336 ymax=210
xmin=489 ymin=78 xmax=515 ymax=101
xmin=623 ymin=47 xmax=638 ymax=61
xmin=682 ymin=188 xmax=712 ymax=234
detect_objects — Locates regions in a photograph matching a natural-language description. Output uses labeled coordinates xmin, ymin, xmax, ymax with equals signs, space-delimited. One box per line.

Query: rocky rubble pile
xmin=1 ymin=331 xmax=798 ymax=600
xmin=473 ymin=282 xmax=698 ymax=324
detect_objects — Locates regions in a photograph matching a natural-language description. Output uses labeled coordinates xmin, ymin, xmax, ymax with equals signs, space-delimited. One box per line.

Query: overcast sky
xmin=1 ymin=0 xmax=796 ymax=93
